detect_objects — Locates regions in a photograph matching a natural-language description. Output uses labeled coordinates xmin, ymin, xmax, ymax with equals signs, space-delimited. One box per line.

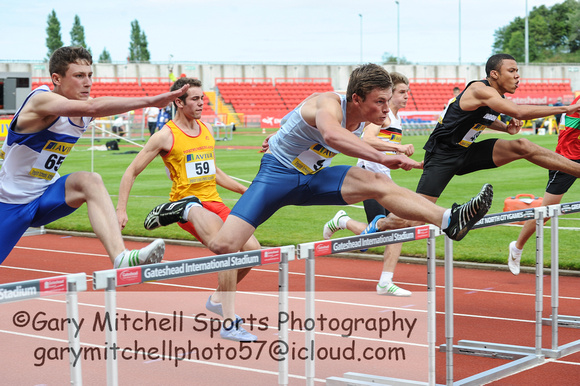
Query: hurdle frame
xmin=0 ymin=272 xmax=87 ymax=385
xmin=439 ymin=202 xmax=580 ymax=384
xmin=92 ymin=246 xmax=295 ymax=386
xmin=541 ymin=202 xmax=580 ymax=357
xmin=297 ymin=224 xmax=439 ymax=386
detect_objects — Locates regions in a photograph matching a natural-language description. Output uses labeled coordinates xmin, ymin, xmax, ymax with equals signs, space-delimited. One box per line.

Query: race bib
xmin=458 ymin=123 xmax=486 ymax=148
xmin=291 ymin=144 xmax=337 ymax=175
xmin=185 ymin=150 xmax=216 ymax=184
xmin=29 ymin=140 xmax=73 ymax=180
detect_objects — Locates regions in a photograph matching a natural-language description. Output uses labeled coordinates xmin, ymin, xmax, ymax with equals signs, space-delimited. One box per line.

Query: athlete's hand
xmin=261 ymin=133 xmax=276 ymax=153
xmin=397 ymin=143 xmax=415 ymax=156
xmin=150 ymin=84 xmax=190 ymax=109
xmin=116 ymin=209 xmax=129 ymax=230
xmin=506 ymin=118 xmax=523 ymax=135
xmin=566 ymin=101 xmax=580 ymax=115
xmin=382 ymin=154 xmax=422 ymax=171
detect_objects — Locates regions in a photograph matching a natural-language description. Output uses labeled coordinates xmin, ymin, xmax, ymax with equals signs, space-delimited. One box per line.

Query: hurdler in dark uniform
xmin=417 ymin=80 xmax=503 ymax=198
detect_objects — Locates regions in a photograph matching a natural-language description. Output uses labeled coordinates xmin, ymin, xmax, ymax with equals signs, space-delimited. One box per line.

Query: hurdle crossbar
xmin=0 ymin=273 xmax=87 ymax=385
xmin=92 ymin=246 xmax=295 ymax=386
xmin=298 ymin=224 xmax=439 ymax=386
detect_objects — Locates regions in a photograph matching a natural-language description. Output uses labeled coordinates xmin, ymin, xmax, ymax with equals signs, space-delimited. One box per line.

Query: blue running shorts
xmin=230 ymin=154 xmax=350 ymax=228
xmin=0 ymin=174 xmax=77 ymax=263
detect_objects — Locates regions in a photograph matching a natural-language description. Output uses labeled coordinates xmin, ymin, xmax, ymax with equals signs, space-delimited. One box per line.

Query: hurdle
xmin=439 ymin=202 xmax=580 ymax=384
xmin=541 ymin=202 xmax=580 ymax=356
xmin=92 ymin=246 xmax=294 ymax=386
xmin=297 ymin=224 xmax=439 ymax=386
xmin=0 ymin=272 xmax=87 ymax=385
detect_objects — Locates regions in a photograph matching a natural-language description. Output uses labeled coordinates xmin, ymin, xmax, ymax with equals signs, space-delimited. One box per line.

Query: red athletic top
xmin=556 ymin=95 xmax=580 ymax=160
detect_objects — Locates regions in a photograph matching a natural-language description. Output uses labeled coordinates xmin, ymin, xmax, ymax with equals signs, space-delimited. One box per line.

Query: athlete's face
xmin=180 ymin=87 xmax=204 ymax=119
xmin=495 ymin=59 xmax=520 ymax=94
xmin=53 ymin=62 xmax=93 ymax=100
xmin=389 ymin=83 xmax=409 ymax=111
xmin=357 ymin=88 xmax=391 ymax=125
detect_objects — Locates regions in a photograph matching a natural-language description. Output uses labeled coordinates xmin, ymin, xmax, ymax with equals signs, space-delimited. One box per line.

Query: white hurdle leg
xmin=106 ymin=277 xmax=118 ymax=386
xmin=534 ymin=210 xmax=545 ymax=356
xmin=427 ymin=228 xmax=437 ymax=386
xmin=444 ymin=236 xmax=454 ymax=386
xmin=67 ymin=280 xmax=83 ymax=386
xmin=278 ymin=250 xmax=289 ymax=386
xmin=305 ymin=248 xmax=315 ymax=386
xmin=549 ymin=205 xmax=560 ymax=351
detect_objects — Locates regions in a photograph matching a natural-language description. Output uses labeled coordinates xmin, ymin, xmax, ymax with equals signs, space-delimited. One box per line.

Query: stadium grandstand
xmin=1 ymin=62 xmax=578 ymax=140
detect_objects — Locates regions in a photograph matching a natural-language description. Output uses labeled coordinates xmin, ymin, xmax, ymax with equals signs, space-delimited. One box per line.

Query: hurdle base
xmin=441 ymin=340 xmax=557 ymax=359
xmin=23 ymin=226 xmax=45 ymax=236
xmin=326 ymin=372 xmax=430 ymax=385
xmin=542 ymin=315 xmax=580 ymax=329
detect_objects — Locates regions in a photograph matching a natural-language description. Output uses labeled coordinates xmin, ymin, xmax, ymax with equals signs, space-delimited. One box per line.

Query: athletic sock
xmin=114 ymin=249 xmax=131 ymax=268
xmin=379 ymin=271 xmax=394 ymax=287
xmin=182 ymin=201 xmax=203 ymax=222
xmin=338 ymin=215 xmax=351 ymax=229
xmin=441 ymin=208 xmax=451 ymax=230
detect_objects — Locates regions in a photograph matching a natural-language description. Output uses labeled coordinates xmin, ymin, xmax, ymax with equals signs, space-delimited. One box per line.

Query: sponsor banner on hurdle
xmin=560 ymin=201 xmax=580 ymax=215
xmin=310 ymin=226 xmax=431 ymax=257
xmin=0 ymin=273 xmax=87 ymax=303
xmin=94 ymin=247 xmax=289 ymax=290
xmin=473 ymin=208 xmax=537 ymax=229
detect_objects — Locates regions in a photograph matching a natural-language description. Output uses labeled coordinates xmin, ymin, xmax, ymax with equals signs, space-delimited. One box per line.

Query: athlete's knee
xmin=509 ymin=138 xmax=536 ymax=157
xmin=66 ymin=172 xmax=107 ymax=197
xmin=366 ymin=173 xmax=395 ymax=199
xmin=74 ymin=171 xmax=105 ymax=188
xmin=208 ymin=235 xmax=236 ymax=255
xmin=241 ymin=236 xmax=260 ymax=252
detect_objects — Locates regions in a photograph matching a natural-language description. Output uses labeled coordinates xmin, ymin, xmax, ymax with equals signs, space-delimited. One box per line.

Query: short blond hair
xmin=389 ymin=72 xmax=409 ymax=88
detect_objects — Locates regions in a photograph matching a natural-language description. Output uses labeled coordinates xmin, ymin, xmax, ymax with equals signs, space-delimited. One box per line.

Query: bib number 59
xmin=195 ymin=161 xmax=210 ymax=175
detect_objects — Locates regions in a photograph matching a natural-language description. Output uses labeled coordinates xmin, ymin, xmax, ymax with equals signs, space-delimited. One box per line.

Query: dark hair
xmin=49 ymin=46 xmax=92 ymax=79
xmin=346 ymin=63 xmax=392 ymax=102
xmin=485 ymin=54 xmax=515 ymax=77
xmin=170 ymin=78 xmax=202 ymax=107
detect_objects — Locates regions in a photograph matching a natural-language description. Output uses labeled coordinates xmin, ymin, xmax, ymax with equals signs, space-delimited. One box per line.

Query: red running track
xmin=1 ymin=233 xmax=579 ymax=385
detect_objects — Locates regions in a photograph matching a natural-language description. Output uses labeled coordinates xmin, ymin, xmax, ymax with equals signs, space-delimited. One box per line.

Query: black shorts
xmin=416 ymin=139 xmax=498 ymax=197
xmin=546 ymin=159 xmax=580 ymax=195
xmin=362 ymin=199 xmax=389 ymax=223
xmin=358 ymin=165 xmax=390 ymax=222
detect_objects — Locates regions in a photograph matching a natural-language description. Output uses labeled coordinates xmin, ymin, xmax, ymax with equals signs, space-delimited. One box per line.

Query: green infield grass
xmin=49 ymin=128 xmax=580 ymax=270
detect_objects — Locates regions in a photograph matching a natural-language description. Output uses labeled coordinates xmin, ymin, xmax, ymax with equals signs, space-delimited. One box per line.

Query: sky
xmin=1 ymin=0 xmax=564 ymax=65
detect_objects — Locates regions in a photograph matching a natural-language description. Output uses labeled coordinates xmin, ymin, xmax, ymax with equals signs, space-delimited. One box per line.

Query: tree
xmin=45 ymin=10 xmax=63 ymax=60
xmin=381 ymin=52 xmax=412 ymax=65
xmin=128 ymin=20 xmax=151 ymax=63
xmin=70 ymin=15 xmax=91 ymax=54
xmin=139 ymin=31 xmax=151 ymax=62
xmin=493 ymin=0 xmax=580 ymax=63
xmin=99 ymin=48 xmax=112 ymax=63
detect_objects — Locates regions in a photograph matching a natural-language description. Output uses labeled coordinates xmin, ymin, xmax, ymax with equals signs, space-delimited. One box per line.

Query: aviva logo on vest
xmin=0 ymin=119 xmax=11 ymax=139
xmin=186 ymin=152 xmax=214 ymax=162
xmin=44 ymin=141 xmax=73 ymax=155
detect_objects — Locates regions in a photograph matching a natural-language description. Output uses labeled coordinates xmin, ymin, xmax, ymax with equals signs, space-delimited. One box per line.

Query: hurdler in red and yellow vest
xmin=162 ymin=120 xmax=222 ymax=203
